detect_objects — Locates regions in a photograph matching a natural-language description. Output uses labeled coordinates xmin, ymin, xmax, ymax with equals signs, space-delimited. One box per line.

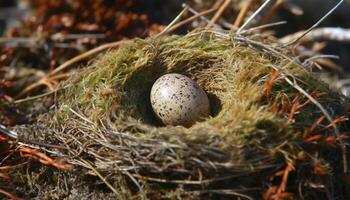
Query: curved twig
xmin=15 ymin=40 xmax=128 ymax=99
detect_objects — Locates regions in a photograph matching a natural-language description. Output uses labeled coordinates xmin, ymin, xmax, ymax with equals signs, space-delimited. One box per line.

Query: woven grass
xmin=18 ymin=32 xmax=350 ymax=199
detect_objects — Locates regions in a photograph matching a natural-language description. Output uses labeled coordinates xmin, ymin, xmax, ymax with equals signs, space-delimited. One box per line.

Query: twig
xmin=15 ymin=40 xmax=127 ymax=98
xmin=64 ymin=105 xmax=94 ymax=125
xmin=233 ymin=0 xmax=259 ymax=28
xmin=15 ymin=81 xmax=45 ymax=99
xmin=14 ymin=86 xmax=66 ymax=104
xmin=49 ymin=40 xmax=127 ymax=76
xmin=185 ymin=4 xmax=212 ymax=24
xmin=0 ymin=124 xmax=67 ymax=150
xmin=282 ymin=0 xmax=344 ymax=47
xmin=132 ymin=174 xmax=204 ymax=185
xmin=240 ymin=21 xmax=287 ymax=34
xmin=303 ymin=54 xmax=339 ymax=66
xmin=260 ymin=0 xmax=285 ymax=24
xmin=165 ymin=7 xmax=218 ymax=34
xmin=79 ymin=159 xmax=120 ymax=197
xmin=206 ymin=0 xmax=232 ymax=28
xmin=237 ymin=0 xmax=273 ymax=34
xmin=132 ymin=172 xmax=256 ymax=185
xmin=19 ymin=146 xmax=73 ymax=170
xmin=155 ymin=6 xmax=189 ymax=38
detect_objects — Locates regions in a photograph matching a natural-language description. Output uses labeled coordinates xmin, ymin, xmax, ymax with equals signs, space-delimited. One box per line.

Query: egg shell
xmin=150 ymin=73 xmax=210 ymax=127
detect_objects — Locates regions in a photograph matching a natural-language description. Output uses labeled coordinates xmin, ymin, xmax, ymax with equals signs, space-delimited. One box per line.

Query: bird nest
xmin=14 ymin=31 xmax=350 ymax=199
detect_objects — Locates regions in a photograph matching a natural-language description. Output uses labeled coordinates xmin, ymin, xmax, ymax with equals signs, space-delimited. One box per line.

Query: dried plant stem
xmin=237 ymin=0 xmax=273 ymax=34
xmin=165 ymin=7 xmax=218 ymax=34
xmin=260 ymin=0 xmax=285 ymax=24
xmin=233 ymin=0 xmax=259 ymax=28
xmin=14 ymin=86 xmax=67 ymax=104
xmin=15 ymin=41 xmax=127 ymax=99
xmin=0 ymin=124 xmax=67 ymax=150
xmin=156 ymin=6 xmax=189 ymax=38
xmin=49 ymin=41 xmax=127 ymax=76
xmin=19 ymin=146 xmax=73 ymax=170
xmin=282 ymin=0 xmax=344 ymax=47
xmin=79 ymin=159 xmax=120 ymax=197
xmin=185 ymin=4 xmax=212 ymax=24
xmin=240 ymin=21 xmax=286 ymax=34
xmin=206 ymin=0 xmax=231 ymax=28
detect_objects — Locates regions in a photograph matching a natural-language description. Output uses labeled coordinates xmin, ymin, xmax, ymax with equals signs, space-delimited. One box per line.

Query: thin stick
xmin=0 ymin=124 xmax=67 ymax=150
xmin=237 ymin=0 xmax=273 ymax=34
xmin=240 ymin=21 xmax=287 ymax=34
xmin=206 ymin=0 xmax=232 ymax=28
xmin=165 ymin=7 xmax=218 ymax=34
xmin=15 ymin=81 xmax=44 ymax=99
xmin=304 ymin=55 xmax=339 ymax=64
xmin=282 ymin=0 xmax=344 ymax=47
xmin=16 ymin=40 xmax=127 ymax=98
xmin=185 ymin=4 xmax=212 ymax=24
xmin=50 ymin=40 xmax=127 ymax=76
xmin=155 ymin=6 xmax=189 ymax=38
xmin=80 ymin=159 xmax=120 ymax=196
xmin=233 ymin=0 xmax=259 ymax=28
xmin=260 ymin=0 xmax=285 ymax=25
xmin=132 ymin=173 xmax=204 ymax=185
xmin=14 ymin=86 xmax=67 ymax=104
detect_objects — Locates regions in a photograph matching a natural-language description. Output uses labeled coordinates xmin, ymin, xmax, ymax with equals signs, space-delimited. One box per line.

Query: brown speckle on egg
xmin=150 ymin=73 xmax=210 ymax=127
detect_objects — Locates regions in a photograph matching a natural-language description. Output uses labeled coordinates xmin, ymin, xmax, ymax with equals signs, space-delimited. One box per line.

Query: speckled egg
xmin=150 ymin=73 xmax=210 ymax=127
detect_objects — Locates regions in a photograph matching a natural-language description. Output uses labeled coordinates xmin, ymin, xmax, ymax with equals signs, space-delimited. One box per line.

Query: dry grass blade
xmin=260 ymin=0 xmax=285 ymax=24
xmin=241 ymin=21 xmax=287 ymax=34
xmin=15 ymin=41 xmax=126 ymax=99
xmin=13 ymin=87 xmax=65 ymax=104
xmin=19 ymin=146 xmax=73 ymax=170
xmin=237 ymin=0 xmax=273 ymax=33
xmin=0 ymin=124 xmax=67 ymax=150
xmin=233 ymin=0 xmax=259 ymax=28
xmin=155 ymin=5 xmax=189 ymax=38
xmin=282 ymin=0 xmax=344 ymax=47
xmin=79 ymin=159 xmax=120 ymax=197
xmin=49 ymin=41 xmax=127 ymax=77
xmin=206 ymin=0 xmax=232 ymax=28
xmin=165 ymin=7 xmax=218 ymax=35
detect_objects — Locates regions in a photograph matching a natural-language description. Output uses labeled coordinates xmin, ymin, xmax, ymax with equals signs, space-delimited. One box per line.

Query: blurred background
xmin=1 ymin=0 xmax=350 ymax=102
